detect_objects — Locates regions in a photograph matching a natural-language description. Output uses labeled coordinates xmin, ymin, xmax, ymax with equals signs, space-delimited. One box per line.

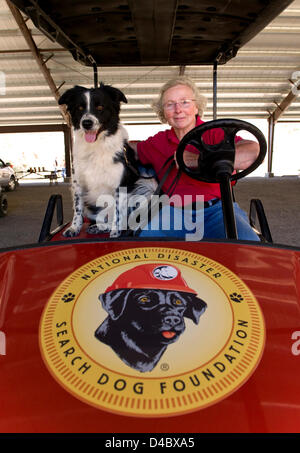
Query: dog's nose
xmin=164 ymin=315 xmax=181 ymax=327
xmin=82 ymin=119 xmax=94 ymax=130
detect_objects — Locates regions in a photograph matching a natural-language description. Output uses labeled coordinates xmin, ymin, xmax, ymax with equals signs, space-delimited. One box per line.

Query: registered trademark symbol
xmin=160 ymin=363 xmax=169 ymax=371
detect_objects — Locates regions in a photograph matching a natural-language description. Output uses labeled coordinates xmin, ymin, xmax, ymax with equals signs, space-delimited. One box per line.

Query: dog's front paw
xmin=86 ymin=224 xmax=110 ymax=235
xmin=62 ymin=227 xmax=80 ymax=237
xmin=110 ymin=229 xmax=121 ymax=238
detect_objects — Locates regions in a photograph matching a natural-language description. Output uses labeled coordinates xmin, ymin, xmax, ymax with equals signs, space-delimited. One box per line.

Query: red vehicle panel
xmin=1 ymin=240 xmax=300 ymax=433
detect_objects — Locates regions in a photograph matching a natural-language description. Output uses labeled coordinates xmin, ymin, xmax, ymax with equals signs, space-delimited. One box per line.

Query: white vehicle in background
xmin=0 ymin=158 xmax=17 ymax=191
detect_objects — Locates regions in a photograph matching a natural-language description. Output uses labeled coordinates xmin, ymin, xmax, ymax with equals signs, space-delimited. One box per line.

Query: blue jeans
xmin=138 ymin=200 xmax=259 ymax=241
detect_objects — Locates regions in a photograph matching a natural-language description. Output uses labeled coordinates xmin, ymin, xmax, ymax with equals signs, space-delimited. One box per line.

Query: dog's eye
xmin=96 ymin=105 xmax=103 ymax=111
xmin=78 ymin=106 xmax=84 ymax=111
xmin=175 ymin=299 xmax=182 ymax=305
xmin=139 ymin=296 xmax=150 ymax=303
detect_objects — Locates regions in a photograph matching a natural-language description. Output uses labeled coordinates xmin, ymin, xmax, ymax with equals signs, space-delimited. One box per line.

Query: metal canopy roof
xmin=8 ymin=0 xmax=294 ymax=66
xmin=0 ymin=0 xmax=300 ymax=126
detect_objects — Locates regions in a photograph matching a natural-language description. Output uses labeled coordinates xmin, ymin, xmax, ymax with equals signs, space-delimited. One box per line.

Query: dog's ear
xmin=100 ymin=82 xmax=128 ymax=104
xmin=99 ymin=289 xmax=128 ymax=320
xmin=184 ymin=294 xmax=207 ymax=325
xmin=58 ymin=85 xmax=87 ymax=106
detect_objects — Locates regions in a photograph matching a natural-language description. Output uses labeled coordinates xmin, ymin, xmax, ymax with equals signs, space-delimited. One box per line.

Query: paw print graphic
xmin=62 ymin=292 xmax=76 ymax=303
xmin=230 ymin=292 xmax=244 ymax=303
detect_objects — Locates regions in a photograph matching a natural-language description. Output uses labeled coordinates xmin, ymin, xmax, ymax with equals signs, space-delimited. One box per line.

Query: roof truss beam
xmin=271 ymin=85 xmax=300 ymax=121
xmin=6 ymin=0 xmax=70 ymax=125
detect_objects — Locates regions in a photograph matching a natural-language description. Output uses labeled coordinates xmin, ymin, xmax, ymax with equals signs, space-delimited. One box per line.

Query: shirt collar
xmin=166 ymin=115 xmax=204 ymax=144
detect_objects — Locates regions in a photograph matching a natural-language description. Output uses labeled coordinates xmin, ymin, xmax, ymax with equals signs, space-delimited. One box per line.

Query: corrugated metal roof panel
xmin=0 ymin=0 xmax=299 ymax=126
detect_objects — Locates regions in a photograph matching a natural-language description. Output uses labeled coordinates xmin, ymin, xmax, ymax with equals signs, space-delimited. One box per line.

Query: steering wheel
xmin=175 ymin=118 xmax=267 ymax=183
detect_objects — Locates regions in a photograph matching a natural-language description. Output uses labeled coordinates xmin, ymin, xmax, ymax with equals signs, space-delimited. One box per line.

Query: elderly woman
xmin=131 ymin=76 xmax=260 ymax=241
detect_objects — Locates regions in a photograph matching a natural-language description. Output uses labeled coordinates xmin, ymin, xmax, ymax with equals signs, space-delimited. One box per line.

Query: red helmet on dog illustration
xmin=95 ymin=263 xmax=207 ymax=373
xmin=105 ymin=264 xmax=198 ymax=294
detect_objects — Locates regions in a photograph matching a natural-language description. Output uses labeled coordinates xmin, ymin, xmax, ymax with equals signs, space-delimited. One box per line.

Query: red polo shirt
xmin=137 ymin=116 xmax=241 ymax=204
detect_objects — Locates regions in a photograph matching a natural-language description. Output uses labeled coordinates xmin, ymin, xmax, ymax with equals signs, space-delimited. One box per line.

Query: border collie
xmin=58 ymin=84 xmax=156 ymax=237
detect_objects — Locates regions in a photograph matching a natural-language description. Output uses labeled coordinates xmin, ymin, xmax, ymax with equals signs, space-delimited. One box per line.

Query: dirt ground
xmin=0 ymin=176 xmax=299 ymax=249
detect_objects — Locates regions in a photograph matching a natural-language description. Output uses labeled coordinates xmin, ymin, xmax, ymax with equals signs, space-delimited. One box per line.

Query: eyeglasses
xmin=163 ymin=99 xmax=195 ymax=111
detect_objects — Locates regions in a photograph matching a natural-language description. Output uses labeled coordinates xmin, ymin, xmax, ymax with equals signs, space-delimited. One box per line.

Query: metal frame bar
xmin=266 ymin=115 xmax=275 ymax=177
xmin=213 ymin=61 xmax=218 ymax=120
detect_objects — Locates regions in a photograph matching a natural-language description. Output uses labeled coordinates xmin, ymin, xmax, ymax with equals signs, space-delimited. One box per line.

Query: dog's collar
xmin=122 ymin=145 xmax=130 ymax=166
xmin=123 ymin=145 xmax=154 ymax=180
xmin=123 ymin=145 xmax=140 ymax=177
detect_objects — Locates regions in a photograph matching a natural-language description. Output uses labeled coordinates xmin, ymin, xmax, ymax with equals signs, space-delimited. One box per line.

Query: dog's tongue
xmin=85 ymin=131 xmax=97 ymax=143
xmin=162 ymin=331 xmax=176 ymax=339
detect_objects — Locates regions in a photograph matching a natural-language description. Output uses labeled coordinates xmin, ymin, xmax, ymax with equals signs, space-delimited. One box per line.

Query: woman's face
xmin=162 ymin=84 xmax=198 ymax=133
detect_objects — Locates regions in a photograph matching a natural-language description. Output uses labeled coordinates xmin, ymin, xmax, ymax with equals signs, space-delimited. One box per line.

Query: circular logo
xmin=39 ymin=247 xmax=265 ymax=417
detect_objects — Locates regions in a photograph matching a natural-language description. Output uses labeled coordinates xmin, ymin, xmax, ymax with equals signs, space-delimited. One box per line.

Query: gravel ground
xmin=1 ymin=176 xmax=299 ymax=249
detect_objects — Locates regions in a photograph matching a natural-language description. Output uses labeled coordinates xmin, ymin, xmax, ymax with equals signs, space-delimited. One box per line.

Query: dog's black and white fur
xmin=95 ymin=288 xmax=207 ymax=372
xmin=58 ymin=84 xmax=156 ymax=237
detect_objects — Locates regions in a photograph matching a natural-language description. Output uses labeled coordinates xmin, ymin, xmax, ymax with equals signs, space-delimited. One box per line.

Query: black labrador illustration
xmin=94 ymin=264 xmax=207 ymax=372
